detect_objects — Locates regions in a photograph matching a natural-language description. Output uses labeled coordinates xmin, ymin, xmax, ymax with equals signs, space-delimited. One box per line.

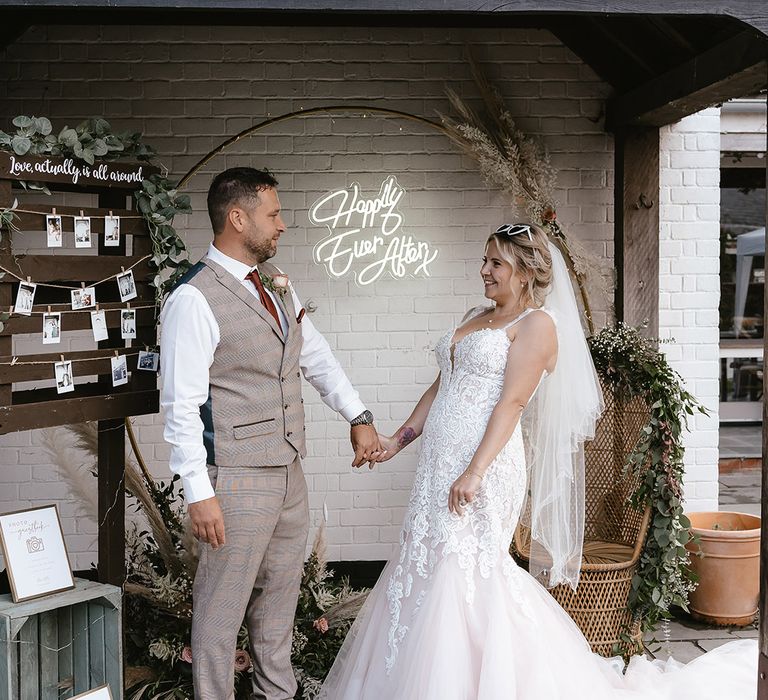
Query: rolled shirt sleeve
xmin=291 ymin=284 xmax=366 ymax=422
xmin=160 ymin=285 xmax=219 ymax=503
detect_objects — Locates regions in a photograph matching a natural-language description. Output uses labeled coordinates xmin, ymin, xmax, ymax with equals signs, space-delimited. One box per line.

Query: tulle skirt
xmin=318 ymin=550 xmax=758 ymax=699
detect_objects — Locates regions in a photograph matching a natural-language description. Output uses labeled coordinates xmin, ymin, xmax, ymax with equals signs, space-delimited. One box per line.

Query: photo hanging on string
xmin=137 ymin=350 xmax=159 ymax=372
xmin=42 ymin=312 xmax=61 ymax=345
xmin=111 ymin=354 xmax=128 ymax=387
xmin=90 ymin=309 xmax=109 ymax=342
xmin=71 ymin=287 xmax=96 ymax=310
xmin=104 ymin=215 xmax=120 ymax=247
xmin=54 ymin=360 xmax=75 ymax=394
xmin=46 ymin=214 xmax=63 ymax=248
xmin=121 ymin=309 xmax=137 ymax=339
xmin=117 ymin=270 xmax=137 ymax=302
xmin=14 ymin=281 xmax=36 ymax=316
xmin=74 ymin=216 xmax=92 ymax=248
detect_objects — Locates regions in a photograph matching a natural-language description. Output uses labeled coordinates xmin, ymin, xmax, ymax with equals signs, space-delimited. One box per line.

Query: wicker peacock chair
xmin=512 ymin=376 xmax=652 ymax=657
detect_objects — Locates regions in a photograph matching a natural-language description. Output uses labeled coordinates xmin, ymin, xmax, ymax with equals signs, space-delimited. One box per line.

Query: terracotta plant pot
xmin=685 ymin=511 xmax=761 ymax=626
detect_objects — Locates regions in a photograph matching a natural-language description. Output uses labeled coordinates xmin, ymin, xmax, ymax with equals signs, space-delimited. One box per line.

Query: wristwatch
xmin=350 ymin=409 xmax=374 ymax=426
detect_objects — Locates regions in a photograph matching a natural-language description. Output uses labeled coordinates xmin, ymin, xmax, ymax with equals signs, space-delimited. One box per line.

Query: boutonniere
xmin=260 ymin=272 xmax=289 ymax=297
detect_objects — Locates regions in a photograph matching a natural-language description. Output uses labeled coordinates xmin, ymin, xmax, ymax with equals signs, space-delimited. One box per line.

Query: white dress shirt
xmin=160 ymin=243 xmax=366 ymax=503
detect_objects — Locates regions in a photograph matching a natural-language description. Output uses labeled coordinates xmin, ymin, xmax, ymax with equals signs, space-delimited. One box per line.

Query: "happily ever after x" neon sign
xmin=310 ymin=175 xmax=438 ymax=286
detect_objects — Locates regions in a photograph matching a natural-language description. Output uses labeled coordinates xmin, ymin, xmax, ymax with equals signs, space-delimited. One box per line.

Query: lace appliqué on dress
xmin=384 ymin=313 xmax=537 ymax=674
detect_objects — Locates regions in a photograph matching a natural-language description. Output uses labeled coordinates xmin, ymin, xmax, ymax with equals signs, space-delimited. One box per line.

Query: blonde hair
xmin=486 ymin=223 xmax=553 ymax=307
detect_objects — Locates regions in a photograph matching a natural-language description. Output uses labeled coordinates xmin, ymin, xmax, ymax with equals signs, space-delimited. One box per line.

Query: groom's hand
xmin=189 ymin=496 xmax=226 ymax=549
xmin=350 ymin=424 xmax=383 ymax=469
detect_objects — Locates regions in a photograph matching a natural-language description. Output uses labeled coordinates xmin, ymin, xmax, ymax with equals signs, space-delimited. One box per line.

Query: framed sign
xmin=72 ymin=684 xmax=114 ymax=700
xmin=0 ymin=504 xmax=75 ymax=602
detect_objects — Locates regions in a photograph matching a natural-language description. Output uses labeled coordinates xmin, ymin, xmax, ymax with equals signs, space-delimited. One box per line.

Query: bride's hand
xmin=448 ymin=470 xmax=484 ymax=515
xmin=375 ymin=433 xmax=398 ymax=462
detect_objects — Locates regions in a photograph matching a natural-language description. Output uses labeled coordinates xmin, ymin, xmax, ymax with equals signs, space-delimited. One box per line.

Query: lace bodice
xmin=385 ymin=307 xmax=549 ymax=672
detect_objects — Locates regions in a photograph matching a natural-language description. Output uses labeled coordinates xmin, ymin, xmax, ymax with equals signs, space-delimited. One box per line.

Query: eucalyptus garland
xmin=588 ymin=323 xmax=706 ymax=633
xmin=0 ymin=116 xmax=191 ymax=302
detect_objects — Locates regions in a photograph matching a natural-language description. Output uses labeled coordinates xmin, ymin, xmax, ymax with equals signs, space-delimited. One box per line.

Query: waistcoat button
xmin=287 ymin=431 xmax=293 ymax=437
xmin=284 ymin=404 xmax=289 ymax=410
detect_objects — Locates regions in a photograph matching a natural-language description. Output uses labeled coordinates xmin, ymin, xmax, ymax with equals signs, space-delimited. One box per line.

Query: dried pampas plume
xmin=439 ymin=50 xmax=612 ymax=333
xmin=43 ymin=421 xmax=193 ymax=580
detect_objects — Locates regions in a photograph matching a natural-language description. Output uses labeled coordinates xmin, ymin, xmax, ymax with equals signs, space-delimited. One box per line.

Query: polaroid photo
xmin=71 ymin=287 xmax=96 ymax=310
xmin=117 ymin=270 xmax=137 ymax=302
xmin=120 ymin=309 xmax=137 ymax=339
xmin=74 ymin=217 xmax=92 ymax=248
xmin=104 ymin=215 xmax=120 ymax=247
xmin=137 ymin=350 xmax=159 ymax=372
xmin=46 ymin=214 xmax=63 ymax=248
xmin=42 ymin=312 xmax=62 ymax=345
xmin=90 ymin=310 xmax=109 ymax=342
xmin=14 ymin=281 xmax=37 ymax=316
xmin=111 ymin=354 xmax=128 ymax=387
xmin=54 ymin=360 xmax=75 ymax=394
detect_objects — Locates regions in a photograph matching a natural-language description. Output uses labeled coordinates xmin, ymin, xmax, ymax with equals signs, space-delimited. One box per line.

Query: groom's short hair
xmin=208 ymin=167 xmax=279 ymax=234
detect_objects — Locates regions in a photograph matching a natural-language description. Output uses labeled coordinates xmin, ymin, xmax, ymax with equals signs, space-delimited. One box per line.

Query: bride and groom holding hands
xmin=161 ymin=167 xmax=757 ymax=700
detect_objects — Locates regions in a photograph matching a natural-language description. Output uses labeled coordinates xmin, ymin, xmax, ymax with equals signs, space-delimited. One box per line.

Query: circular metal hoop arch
xmin=177 ymin=105 xmax=448 ymax=189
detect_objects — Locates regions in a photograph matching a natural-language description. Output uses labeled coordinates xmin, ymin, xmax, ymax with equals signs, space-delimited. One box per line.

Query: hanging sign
xmin=0 ymin=151 xmax=147 ymax=188
xmin=309 ymin=175 xmax=438 ymax=286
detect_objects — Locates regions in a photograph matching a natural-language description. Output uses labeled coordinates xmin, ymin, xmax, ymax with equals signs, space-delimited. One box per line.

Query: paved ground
xmin=720 ymin=424 xmax=762 ymax=460
xmin=646 ymin=467 xmax=761 ymax=661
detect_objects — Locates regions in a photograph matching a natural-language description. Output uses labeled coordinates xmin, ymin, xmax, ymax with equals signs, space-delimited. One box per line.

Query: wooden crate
xmin=0 ymin=578 xmax=122 ymax=700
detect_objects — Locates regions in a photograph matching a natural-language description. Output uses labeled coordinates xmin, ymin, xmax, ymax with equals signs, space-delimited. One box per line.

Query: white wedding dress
xmin=318 ymin=308 xmax=758 ymax=700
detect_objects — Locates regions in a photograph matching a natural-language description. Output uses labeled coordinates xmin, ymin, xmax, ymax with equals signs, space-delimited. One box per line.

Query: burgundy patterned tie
xmin=246 ymin=270 xmax=281 ymax=327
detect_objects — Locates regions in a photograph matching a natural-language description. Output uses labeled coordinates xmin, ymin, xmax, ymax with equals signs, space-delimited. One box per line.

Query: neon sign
xmin=310 ymin=175 xmax=438 ymax=286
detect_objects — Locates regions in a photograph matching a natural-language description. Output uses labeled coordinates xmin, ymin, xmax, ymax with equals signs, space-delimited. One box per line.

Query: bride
xmin=318 ymin=223 xmax=758 ymax=699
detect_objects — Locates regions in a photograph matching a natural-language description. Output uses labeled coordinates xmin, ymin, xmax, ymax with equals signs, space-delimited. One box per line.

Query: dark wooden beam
xmin=758 ymin=72 xmax=768 ymax=700
xmin=606 ymin=30 xmax=768 ymax=129
xmin=614 ymin=127 xmax=660 ymax=334
xmin=97 ymin=189 xmax=128 ymax=588
xmin=550 ymin=21 xmax=646 ymax=90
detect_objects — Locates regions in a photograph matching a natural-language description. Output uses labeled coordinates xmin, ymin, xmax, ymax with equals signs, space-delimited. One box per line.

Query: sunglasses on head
xmin=495 ymin=224 xmax=533 ymax=241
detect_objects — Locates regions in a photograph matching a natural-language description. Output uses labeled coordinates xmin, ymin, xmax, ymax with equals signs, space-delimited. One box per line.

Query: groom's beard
xmin=246 ymin=238 xmax=277 ymax=264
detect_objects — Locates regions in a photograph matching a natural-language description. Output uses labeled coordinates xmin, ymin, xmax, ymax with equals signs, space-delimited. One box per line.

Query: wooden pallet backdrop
xmin=0 ymin=151 xmax=161 ymax=586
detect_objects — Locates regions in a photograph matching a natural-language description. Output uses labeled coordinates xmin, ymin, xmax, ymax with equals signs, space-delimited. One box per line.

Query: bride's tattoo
xmin=396 ymin=427 xmax=416 ymax=449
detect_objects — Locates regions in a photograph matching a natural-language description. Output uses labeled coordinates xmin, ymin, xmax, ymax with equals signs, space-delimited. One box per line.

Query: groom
xmin=160 ymin=167 xmax=381 ymax=700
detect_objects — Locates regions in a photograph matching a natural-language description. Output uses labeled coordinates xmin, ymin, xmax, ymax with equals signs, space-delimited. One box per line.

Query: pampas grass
xmin=439 ymin=52 xmax=614 ymax=332
xmin=40 ymin=426 xmax=98 ymax=521
xmin=44 ymin=421 xmax=193 ymax=580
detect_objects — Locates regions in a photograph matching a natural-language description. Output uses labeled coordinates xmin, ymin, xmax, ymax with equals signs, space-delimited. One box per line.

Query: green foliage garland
xmin=0 ymin=116 xmax=191 ymax=301
xmin=588 ymin=323 xmax=706 ymax=633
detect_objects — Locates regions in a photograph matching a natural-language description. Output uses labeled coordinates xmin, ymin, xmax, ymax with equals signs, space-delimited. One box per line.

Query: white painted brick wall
xmin=658 ymin=108 xmax=721 ymax=513
xmin=0 ymin=24 xmax=618 ymax=565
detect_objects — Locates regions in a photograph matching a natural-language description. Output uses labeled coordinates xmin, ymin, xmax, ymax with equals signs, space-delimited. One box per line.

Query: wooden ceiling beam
xmin=606 ymin=29 xmax=768 ymax=129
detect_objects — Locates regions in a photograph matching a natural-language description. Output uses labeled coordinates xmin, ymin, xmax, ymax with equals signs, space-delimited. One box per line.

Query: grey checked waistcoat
xmin=180 ymin=257 xmax=306 ymax=467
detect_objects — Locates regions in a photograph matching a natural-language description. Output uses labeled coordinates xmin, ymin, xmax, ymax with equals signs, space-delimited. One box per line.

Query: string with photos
xmin=0 ymin=348 xmax=144 ymax=367
xmin=0 ymin=254 xmax=151 ymax=294
xmin=13 ymin=207 xmax=143 ymax=219
xmin=9 ymin=302 xmax=156 ymax=317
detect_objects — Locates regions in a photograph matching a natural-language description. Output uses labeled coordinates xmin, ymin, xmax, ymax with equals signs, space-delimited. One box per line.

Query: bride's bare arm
xmin=449 ymin=312 xmax=557 ymax=513
xmin=377 ymin=374 xmax=441 ymax=461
